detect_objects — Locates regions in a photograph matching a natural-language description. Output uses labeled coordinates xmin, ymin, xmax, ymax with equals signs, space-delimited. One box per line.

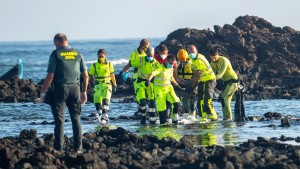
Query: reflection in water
xmin=135 ymin=122 xmax=238 ymax=146
xmin=1 ymin=100 xmax=300 ymax=146
xmin=136 ymin=125 xmax=181 ymax=140
xmin=198 ymin=123 xmax=218 ymax=146
xmin=182 ymin=122 xmax=238 ymax=146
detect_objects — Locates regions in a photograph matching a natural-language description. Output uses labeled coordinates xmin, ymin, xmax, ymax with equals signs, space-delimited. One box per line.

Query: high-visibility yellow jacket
xmin=89 ymin=61 xmax=114 ymax=83
xmin=191 ymin=53 xmax=215 ymax=82
xmin=129 ymin=49 xmax=146 ymax=79
xmin=152 ymin=64 xmax=174 ymax=86
xmin=131 ymin=56 xmax=158 ymax=80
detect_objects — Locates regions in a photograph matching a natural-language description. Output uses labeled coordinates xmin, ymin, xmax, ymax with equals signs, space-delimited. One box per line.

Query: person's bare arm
xmin=171 ymin=77 xmax=179 ymax=86
xmin=192 ymin=70 xmax=200 ymax=89
xmin=41 ymin=73 xmax=54 ymax=93
xmin=121 ymin=62 xmax=130 ymax=73
xmin=147 ymin=73 xmax=154 ymax=82
xmin=81 ymin=71 xmax=89 ymax=104
xmin=110 ymin=73 xmax=117 ymax=87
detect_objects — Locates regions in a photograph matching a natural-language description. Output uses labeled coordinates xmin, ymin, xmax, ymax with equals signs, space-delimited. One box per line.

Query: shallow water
xmin=1 ymin=39 xmax=300 ymax=146
xmin=0 ymin=99 xmax=299 ymax=146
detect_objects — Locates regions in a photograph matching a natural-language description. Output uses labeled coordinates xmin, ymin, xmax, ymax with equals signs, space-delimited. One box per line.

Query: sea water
xmin=0 ymin=39 xmax=299 ymax=146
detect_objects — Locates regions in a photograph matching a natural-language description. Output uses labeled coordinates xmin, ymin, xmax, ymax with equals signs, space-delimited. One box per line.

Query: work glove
xmin=145 ymin=80 xmax=150 ymax=87
xmin=122 ymin=72 xmax=128 ymax=82
xmin=40 ymin=92 xmax=46 ymax=102
xmin=192 ymin=87 xmax=198 ymax=96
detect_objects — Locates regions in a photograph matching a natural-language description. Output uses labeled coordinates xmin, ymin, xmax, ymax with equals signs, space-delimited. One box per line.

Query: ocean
xmin=0 ymin=38 xmax=300 ymax=146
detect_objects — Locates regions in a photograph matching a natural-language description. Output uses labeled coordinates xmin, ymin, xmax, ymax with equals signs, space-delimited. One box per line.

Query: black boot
xmin=159 ymin=110 xmax=168 ymax=124
xmin=140 ymin=116 xmax=146 ymax=124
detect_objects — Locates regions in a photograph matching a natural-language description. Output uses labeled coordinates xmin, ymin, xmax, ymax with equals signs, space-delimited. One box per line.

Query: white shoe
xmin=172 ymin=114 xmax=179 ymax=123
xmin=95 ymin=113 xmax=101 ymax=123
xmin=166 ymin=118 xmax=172 ymax=124
xmin=101 ymin=114 xmax=109 ymax=124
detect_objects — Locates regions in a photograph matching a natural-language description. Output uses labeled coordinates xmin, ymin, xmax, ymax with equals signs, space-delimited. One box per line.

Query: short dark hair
xmin=139 ymin=39 xmax=149 ymax=47
xmin=210 ymin=48 xmax=219 ymax=56
xmin=167 ymin=54 xmax=176 ymax=61
xmin=97 ymin=49 xmax=106 ymax=55
xmin=158 ymin=44 xmax=168 ymax=52
xmin=54 ymin=33 xmax=67 ymax=43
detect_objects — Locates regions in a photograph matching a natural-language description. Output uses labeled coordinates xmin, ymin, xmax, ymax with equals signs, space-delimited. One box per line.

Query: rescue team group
xmin=40 ymin=33 xmax=238 ymax=152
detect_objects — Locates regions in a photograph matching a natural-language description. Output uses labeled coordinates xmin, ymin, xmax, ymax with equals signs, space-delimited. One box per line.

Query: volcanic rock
xmin=158 ymin=15 xmax=300 ymax=100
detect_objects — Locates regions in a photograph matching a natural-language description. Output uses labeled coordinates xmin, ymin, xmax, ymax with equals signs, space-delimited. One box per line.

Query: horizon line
xmin=0 ymin=36 xmax=166 ymax=43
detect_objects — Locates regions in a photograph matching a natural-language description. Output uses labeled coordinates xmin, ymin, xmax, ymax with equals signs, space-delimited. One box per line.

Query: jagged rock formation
xmin=159 ymin=15 xmax=300 ymax=100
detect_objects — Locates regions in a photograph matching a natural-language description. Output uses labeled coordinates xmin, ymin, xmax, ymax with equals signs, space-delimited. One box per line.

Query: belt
xmin=224 ymin=79 xmax=238 ymax=84
xmin=136 ymin=77 xmax=153 ymax=83
xmin=95 ymin=80 xmax=111 ymax=85
xmin=54 ymin=82 xmax=80 ymax=86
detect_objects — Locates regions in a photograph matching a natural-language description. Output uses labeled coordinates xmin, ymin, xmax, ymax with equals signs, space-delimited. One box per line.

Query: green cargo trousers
xmin=50 ymin=84 xmax=82 ymax=151
xmin=220 ymin=82 xmax=238 ymax=120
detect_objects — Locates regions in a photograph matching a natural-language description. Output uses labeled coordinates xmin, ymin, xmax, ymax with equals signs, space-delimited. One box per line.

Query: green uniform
xmin=176 ymin=60 xmax=196 ymax=115
xmin=47 ymin=46 xmax=87 ymax=151
xmin=152 ymin=63 xmax=180 ymax=124
xmin=210 ymin=56 xmax=238 ymax=120
xmin=89 ymin=60 xmax=114 ymax=115
xmin=191 ymin=53 xmax=217 ymax=121
xmin=131 ymin=56 xmax=158 ymax=123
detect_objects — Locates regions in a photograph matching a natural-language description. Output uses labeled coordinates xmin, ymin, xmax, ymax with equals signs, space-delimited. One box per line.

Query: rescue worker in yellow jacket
xmin=89 ymin=49 xmax=117 ymax=124
xmin=119 ymin=39 xmax=150 ymax=116
xmin=119 ymin=39 xmax=150 ymax=82
xmin=175 ymin=49 xmax=196 ymax=119
xmin=188 ymin=45 xmax=218 ymax=122
xmin=131 ymin=46 xmax=158 ymax=124
xmin=210 ymin=48 xmax=238 ymax=121
xmin=147 ymin=55 xmax=184 ymax=124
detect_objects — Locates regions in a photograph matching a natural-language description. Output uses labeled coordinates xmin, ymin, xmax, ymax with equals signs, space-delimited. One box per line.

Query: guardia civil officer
xmin=40 ymin=33 xmax=89 ymax=153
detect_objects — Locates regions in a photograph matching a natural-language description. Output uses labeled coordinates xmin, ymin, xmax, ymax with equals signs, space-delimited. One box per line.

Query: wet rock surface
xmin=1 ymin=127 xmax=300 ymax=168
xmin=0 ymin=75 xmax=135 ymax=103
xmin=158 ymin=15 xmax=300 ymax=100
xmin=0 ymin=78 xmax=40 ymax=103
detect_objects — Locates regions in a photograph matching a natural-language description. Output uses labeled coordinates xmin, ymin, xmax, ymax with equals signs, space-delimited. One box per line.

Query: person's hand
xmin=178 ymin=79 xmax=186 ymax=86
xmin=40 ymin=92 xmax=46 ymax=102
xmin=113 ymin=85 xmax=117 ymax=93
xmin=192 ymin=87 xmax=197 ymax=96
xmin=122 ymin=72 xmax=128 ymax=82
xmin=81 ymin=92 xmax=87 ymax=104
xmin=174 ymin=85 xmax=185 ymax=91
xmin=145 ymin=80 xmax=150 ymax=87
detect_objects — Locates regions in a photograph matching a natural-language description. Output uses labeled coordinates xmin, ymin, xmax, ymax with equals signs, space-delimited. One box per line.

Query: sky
xmin=0 ymin=0 xmax=300 ymax=42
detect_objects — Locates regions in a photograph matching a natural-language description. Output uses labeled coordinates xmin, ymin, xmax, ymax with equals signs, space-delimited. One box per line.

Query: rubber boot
xmin=95 ymin=110 xmax=102 ymax=124
xmin=148 ymin=112 xmax=157 ymax=124
xmin=101 ymin=105 xmax=109 ymax=124
xmin=172 ymin=114 xmax=179 ymax=124
xmin=101 ymin=113 xmax=109 ymax=124
xmin=140 ymin=114 xmax=146 ymax=124
xmin=159 ymin=110 xmax=168 ymax=124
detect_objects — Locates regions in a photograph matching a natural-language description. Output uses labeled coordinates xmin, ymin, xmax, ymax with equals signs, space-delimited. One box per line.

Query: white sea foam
xmin=85 ymin=59 xmax=128 ymax=65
